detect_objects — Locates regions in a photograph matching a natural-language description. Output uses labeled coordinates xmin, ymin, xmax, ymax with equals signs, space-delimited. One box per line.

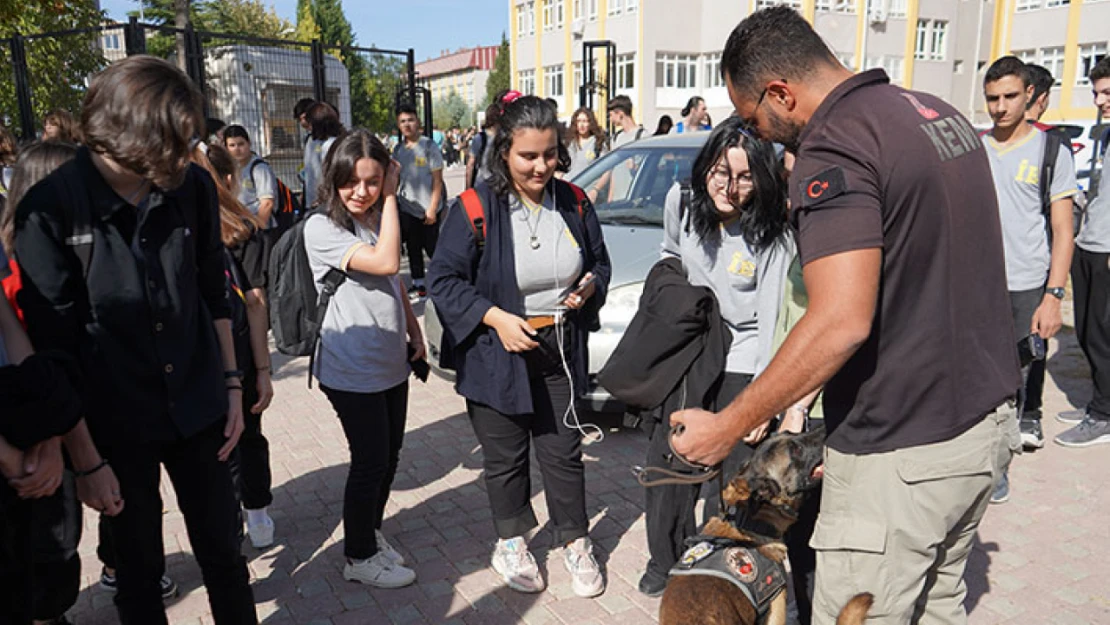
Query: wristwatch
xmin=1046 ymin=287 xmax=1065 ymax=300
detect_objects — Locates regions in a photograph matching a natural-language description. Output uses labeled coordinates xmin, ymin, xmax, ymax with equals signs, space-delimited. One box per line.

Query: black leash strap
xmin=632 ymin=423 xmax=722 ymax=488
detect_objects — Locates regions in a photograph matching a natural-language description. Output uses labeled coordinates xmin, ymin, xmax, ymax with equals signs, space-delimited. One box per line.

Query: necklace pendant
xmin=530 ymin=236 xmax=541 ymax=250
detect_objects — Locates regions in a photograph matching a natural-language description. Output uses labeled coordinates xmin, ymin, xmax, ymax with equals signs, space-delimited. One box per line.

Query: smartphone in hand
xmin=407 ymin=345 xmax=430 ymax=382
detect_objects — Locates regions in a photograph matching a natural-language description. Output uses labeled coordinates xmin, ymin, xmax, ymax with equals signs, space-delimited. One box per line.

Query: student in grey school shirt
xmin=393 ymin=105 xmax=444 ymax=299
xmin=302 ymin=102 xmax=344 ymax=208
xmin=564 ymin=107 xmax=607 ymax=179
xmin=637 ymin=117 xmax=793 ymax=596
xmin=223 ymin=125 xmax=276 ymax=228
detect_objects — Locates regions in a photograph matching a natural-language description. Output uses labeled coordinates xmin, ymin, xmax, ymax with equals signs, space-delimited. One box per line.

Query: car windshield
xmin=569 ymin=144 xmax=698 ymax=227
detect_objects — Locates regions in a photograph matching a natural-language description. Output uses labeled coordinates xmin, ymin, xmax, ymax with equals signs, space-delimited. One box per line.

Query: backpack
xmin=266 ymin=213 xmax=345 ymax=387
xmin=223 ymin=247 xmax=253 ymax=371
xmin=249 ymin=159 xmax=304 ymax=231
xmin=459 ymin=182 xmax=588 ymax=252
xmin=1037 ymin=127 xmax=1080 ymax=237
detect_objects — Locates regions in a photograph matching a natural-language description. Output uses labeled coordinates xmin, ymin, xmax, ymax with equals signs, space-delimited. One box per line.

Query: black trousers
xmin=1072 ymin=248 xmax=1110 ymax=420
xmin=30 ymin=471 xmax=82 ymax=620
xmin=0 ymin=481 xmax=34 ymax=624
xmin=400 ymin=212 xmax=439 ymax=281
xmin=229 ymin=372 xmax=273 ymax=510
xmin=100 ymin=421 xmax=256 ymax=625
xmin=643 ymin=372 xmax=756 ymax=579
xmin=466 ymin=326 xmax=588 ymax=546
xmin=321 ymin=381 xmax=408 ymax=560
xmin=1010 ymin=287 xmax=1046 ymax=418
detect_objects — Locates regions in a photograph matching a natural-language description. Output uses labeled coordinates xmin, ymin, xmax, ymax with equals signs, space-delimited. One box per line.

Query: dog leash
xmin=631 ymin=423 xmax=722 ymax=488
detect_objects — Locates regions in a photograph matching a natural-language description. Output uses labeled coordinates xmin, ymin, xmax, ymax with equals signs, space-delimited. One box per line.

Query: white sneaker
xmin=563 ymin=537 xmax=604 ymax=598
xmin=246 ymin=509 xmax=275 ymax=549
xmin=343 ymin=552 xmax=416 ymax=588
xmin=375 ymin=529 xmax=405 ymax=566
xmin=491 ymin=537 xmax=545 ymax=593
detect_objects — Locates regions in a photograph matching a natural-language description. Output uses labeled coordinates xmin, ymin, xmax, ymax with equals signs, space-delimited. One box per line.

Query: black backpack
xmin=249 ymin=159 xmax=305 ymax=231
xmin=266 ymin=213 xmax=345 ymax=386
xmin=1038 ymin=127 xmax=1080 ymax=237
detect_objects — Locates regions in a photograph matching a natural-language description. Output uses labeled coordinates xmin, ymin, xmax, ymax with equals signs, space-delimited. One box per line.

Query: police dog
xmin=659 ymin=426 xmax=826 ymax=625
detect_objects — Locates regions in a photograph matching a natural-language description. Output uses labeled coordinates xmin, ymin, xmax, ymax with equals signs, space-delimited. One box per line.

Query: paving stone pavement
xmin=63 ymin=167 xmax=1110 ymax=623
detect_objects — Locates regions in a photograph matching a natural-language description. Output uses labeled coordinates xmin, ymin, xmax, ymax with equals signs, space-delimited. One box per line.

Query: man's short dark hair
xmin=721 ymin=7 xmax=839 ymax=100
xmin=1091 ymin=56 xmax=1110 ymax=84
xmin=607 ymin=95 xmax=632 ymax=116
xmin=293 ymin=98 xmax=315 ymax=119
xmin=396 ymin=102 xmax=418 ymax=118
xmin=544 ymin=97 xmax=559 ymax=112
xmin=1024 ymin=64 xmax=1054 ymax=105
xmin=984 ymin=56 xmax=1030 ymax=88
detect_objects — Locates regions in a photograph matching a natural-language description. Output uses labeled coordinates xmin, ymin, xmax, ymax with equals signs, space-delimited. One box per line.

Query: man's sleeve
xmin=791 ymin=140 xmax=884 ymax=266
xmin=1051 ymin=142 xmax=1079 ymax=202
xmin=429 ymin=141 xmax=444 ymax=171
xmin=304 ymin=215 xmax=365 ymax=272
xmin=12 ymin=185 xmax=83 ymax=354
xmin=255 ymin=161 xmax=277 ymax=200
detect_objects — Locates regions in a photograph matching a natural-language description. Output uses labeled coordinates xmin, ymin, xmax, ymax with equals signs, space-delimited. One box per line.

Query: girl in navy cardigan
xmin=428 ymin=94 xmax=611 ymax=598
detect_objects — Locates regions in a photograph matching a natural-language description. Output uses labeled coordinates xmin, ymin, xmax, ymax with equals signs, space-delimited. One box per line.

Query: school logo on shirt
xmin=415 ymin=156 xmax=428 ymax=167
xmin=586 ymin=150 xmax=596 ymax=160
xmin=1014 ymin=159 xmax=1040 ymax=185
xmin=728 ymin=252 xmax=755 ymax=278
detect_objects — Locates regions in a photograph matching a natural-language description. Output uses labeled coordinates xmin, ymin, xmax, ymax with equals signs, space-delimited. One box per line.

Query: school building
xmin=507 ymin=0 xmax=1107 ymax=130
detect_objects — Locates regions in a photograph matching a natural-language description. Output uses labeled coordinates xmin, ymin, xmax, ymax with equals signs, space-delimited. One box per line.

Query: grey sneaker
xmin=375 ymin=529 xmax=404 ymax=566
xmin=563 ymin=537 xmax=605 ymax=598
xmin=491 ymin=537 xmax=545 ymax=593
xmin=990 ymin=471 xmax=1010 ymax=504
xmin=1057 ymin=409 xmax=1087 ymax=424
xmin=1019 ymin=419 xmax=1045 ymax=449
xmin=1054 ymin=416 xmax=1110 ymax=447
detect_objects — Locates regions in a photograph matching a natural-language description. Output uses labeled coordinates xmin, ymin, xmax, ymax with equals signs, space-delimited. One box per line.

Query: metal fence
xmin=1 ymin=18 xmax=423 ymax=190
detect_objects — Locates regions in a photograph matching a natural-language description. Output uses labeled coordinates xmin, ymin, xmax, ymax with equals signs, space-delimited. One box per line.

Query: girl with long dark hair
xmin=638 ymin=115 xmax=794 ymax=596
xmin=303 ymin=102 xmax=345 ymax=209
xmin=563 ymin=107 xmax=607 ymax=178
xmin=302 ymin=129 xmax=423 ymax=589
xmin=428 ymin=94 xmax=611 ymax=598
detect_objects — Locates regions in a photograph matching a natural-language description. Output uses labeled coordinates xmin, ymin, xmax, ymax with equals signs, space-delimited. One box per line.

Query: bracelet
xmin=224 ymin=369 xmax=244 ymax=380
xmin=256 ymin=365 xmax=271 ymax=372
xmin=227 ymin=384 xmax=243 ymax=391
xmin=74 ymin=459 xmax=109 ymax=478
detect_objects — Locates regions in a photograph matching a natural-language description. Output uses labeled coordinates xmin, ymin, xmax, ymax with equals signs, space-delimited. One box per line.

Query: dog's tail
xmin=835 ymin=593 xmax=873 ymax=625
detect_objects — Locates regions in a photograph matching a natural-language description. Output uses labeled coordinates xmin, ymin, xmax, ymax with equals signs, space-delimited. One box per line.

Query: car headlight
xmin=598 ymin=282 xmax=645 ymax=335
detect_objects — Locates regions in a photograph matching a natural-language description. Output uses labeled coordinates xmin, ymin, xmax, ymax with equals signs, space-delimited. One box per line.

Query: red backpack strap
xmin=566 ymin=182 xmax=587 ymax=218
xmin=458 ymin=188 xmax=487 ymax=249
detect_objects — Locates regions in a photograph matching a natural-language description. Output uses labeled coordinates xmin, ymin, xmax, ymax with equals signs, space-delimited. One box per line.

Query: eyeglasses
xmin=739 ymin=87 xmax=769 ymax=134
xmin=710 ymin=167 xmax=753 ymax=191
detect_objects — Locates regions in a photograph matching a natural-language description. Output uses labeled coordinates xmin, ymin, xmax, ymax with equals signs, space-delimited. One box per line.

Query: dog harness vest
xmin=669 ymin=537 xmax=787 ymax=616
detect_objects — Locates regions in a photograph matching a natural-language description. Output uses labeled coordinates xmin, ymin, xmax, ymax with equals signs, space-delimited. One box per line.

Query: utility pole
xmin=174 ymin=0 xmax=189 ymax=70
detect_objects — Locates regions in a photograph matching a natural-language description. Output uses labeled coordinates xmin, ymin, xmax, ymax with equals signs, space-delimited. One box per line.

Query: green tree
xmin=433 ymin=91 xmax=472 ymax=131
xmin=292 ymin=0 xmax=320 ymax=43
xmin=0 ymin=1 xmax=108 ymax=137
xmin=133 ymin=0 xmax=295 ymax=59
xmin=485 ymin=34 xmax=511 ymax=104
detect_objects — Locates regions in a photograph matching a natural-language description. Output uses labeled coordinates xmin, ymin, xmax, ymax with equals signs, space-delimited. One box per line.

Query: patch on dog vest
xmin=669 ymin=537 xmax=787 ymax=615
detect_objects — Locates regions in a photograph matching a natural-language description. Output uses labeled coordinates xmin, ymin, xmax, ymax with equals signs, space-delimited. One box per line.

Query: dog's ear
xmin=748 ymin=476 xmax=782 ymax=503
xmin=721 ymin=476 xmax=752 ymax=507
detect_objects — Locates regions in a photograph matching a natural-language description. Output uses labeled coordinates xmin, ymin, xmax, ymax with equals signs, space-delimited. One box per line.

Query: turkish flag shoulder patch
xmin=799 ymin=166 xmax=847 ymax=208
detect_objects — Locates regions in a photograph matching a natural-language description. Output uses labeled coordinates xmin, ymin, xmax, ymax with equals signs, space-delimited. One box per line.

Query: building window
xmin=528 ymin=1 xmax=536 ymax=34
xmin=556 ymin=0 xmax=565 ymax=26
xmin=573 ymin=62 xmax=582 ymax=95
xmin=1045 ymin=0 xmax=1069 ymax=7
xmin=866 ymin=55 xmax=905 ymax=83
xmin=543 ymin=0 xmax=555 ymax=30
xmin=572 ymin=0 xmax=582 ymax=19
xmin=1014 ymin=49 xmax=1037 ymax=63
xmin=519 ymin=69 xmax=536 ymax=95
xmin=1015 ymin=0 xmax=1040 ymax=11
xmin=1077 ymin=43 xmax=1108 ymax=86
xmin=615 ymin=53 xmax=635 ymax=91
xmin=101 ymin=33 xmax=121 ymax=50
xmin=626 ymin=0 xmax=638 ymax=12
xmin=888 ymin=0 xmax=907 ymax=18
xmin=588 ymin=0 xmax=598 ymax=20
xmin=837 ymin=52 xmax=856 ymax=70
xmin=756 ymin=0 xmax=802 ymax=9
xmin=517 ymin=3 xmax=528 ymax=35
xmin=656 ymin=53 xmax=699 ymax=89
xmin=1039 ymin=46 xmax=1065 ymax=86
xmin=545 ymin=65 xmax=565 ymax=98
xmin=816 ymin=0 xmax=831 ymax=11
xmin=915 ymin=19 xmax=947 ymax=61
xmin=704 ymin=52 xmax=723 ymax=89
xmin=834 ymin=0 xmax=856 ymax=13
xmin=609 ymin=0 xmax=622 ymax=15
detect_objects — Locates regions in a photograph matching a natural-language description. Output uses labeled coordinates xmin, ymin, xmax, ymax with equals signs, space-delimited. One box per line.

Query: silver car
xmin=424 ymin=133 xmax=706 ymax=414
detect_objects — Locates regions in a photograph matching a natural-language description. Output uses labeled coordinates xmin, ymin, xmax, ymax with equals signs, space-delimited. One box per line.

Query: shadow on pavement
xmin=1046 ymin=326 xmax=1093 ymax=412
xmin=964 ymin=534 xmax=998 ymax=615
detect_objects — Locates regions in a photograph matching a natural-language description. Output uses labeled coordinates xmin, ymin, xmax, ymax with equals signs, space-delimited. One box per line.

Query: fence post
xmin=407 ymin=48 xmax=416 ymax=111
xmin=9 ymin=34 xmax=35 ymax=142
xmin=310 ymin=40 xmax=327 ymax=104
xmin=125 ymin=16 xmax=146 ymax=56
xmin=183 ymin=23 xmax=209 ymax=118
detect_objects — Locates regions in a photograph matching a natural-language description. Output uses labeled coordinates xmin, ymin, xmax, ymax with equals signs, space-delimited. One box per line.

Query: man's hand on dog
xmin=670 ymin=408 xmax=740 ymax=467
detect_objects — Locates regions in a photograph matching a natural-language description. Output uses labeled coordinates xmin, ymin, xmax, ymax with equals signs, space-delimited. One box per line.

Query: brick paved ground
xmin=65 ymin=167 xmax=1110 ymax=624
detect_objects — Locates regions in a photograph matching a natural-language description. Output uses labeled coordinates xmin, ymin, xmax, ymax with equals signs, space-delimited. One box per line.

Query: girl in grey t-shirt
xmin=564 ymin=107 xmax=607 ymax=179
xmin=302 ymin=130 xmax=423 ymax=590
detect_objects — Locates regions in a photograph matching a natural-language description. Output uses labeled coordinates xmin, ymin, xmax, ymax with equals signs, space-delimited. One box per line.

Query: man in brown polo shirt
xmin=671 ymin=7 xmax=1022 ymax=624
